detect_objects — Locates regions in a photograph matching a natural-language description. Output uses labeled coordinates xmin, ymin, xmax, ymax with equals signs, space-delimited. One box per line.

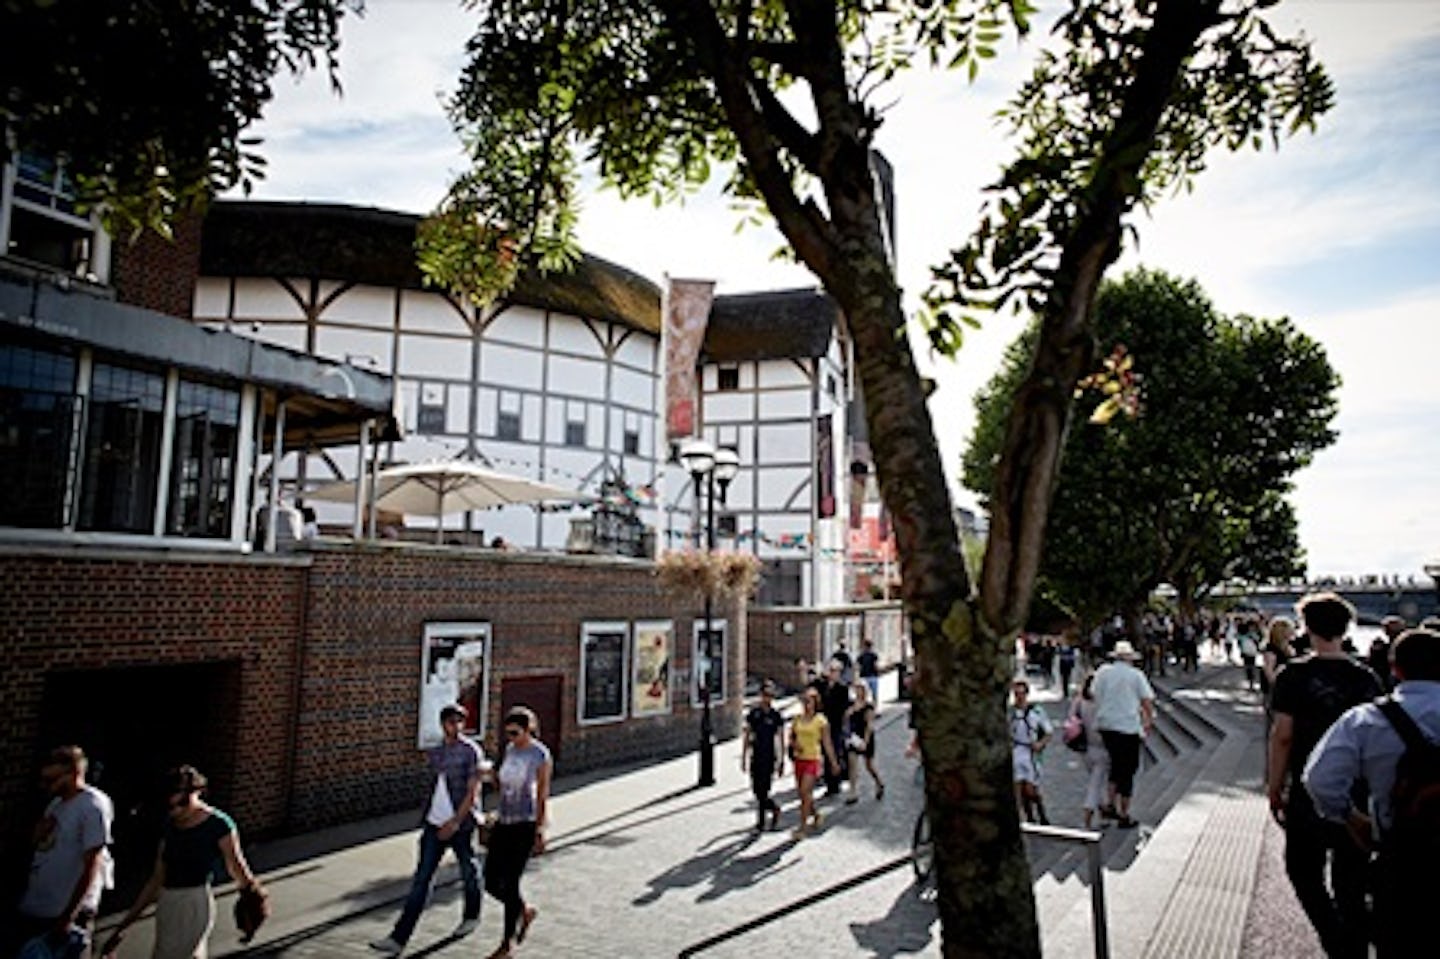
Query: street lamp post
xmin=680 ymin=438 xmax=739 ymax=787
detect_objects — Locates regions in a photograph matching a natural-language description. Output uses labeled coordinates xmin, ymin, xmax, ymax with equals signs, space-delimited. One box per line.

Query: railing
xmin=1022 ymin=822 xmax=1109 ymax=959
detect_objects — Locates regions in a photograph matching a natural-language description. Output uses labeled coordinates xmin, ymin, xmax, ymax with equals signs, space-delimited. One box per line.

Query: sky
xmin=238 ymin=0 xmax=1440 ymax=580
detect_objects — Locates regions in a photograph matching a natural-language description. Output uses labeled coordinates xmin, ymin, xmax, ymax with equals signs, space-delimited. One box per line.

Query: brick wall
xmin=0 ymin=543 xmax=746 ymax=847
xmin=110 ymin=212 xmax=203 ymax=319
xmin=0 ymin=548 xmax=306 ymax=882
xmin=749 ymin=603 xmax=907 ymax=694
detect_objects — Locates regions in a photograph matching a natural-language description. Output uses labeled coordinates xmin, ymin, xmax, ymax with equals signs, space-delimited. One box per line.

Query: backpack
xmin=1375 ymin=697 xmax=1440 ymax=856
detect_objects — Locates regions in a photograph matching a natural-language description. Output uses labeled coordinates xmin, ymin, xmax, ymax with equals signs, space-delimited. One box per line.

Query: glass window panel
xmin=0 ymin=344 xmax=78 ymax=528
xmin=166 ymin=379 xmax=240 ymax=538
xmin=77 ymin=362 xmax=166 ymax=533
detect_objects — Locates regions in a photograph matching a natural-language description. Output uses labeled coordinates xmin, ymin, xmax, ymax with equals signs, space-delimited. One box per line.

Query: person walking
xmin=856 ymin=640 xmax=881 ymax=709
xmin=1368 ymin=616 xmax=1404 ymax=692
xmin=788 ymin=689 xmax=839 ymax=839
xmin=818 ymin=662 xmax=851 ymax=797
xmin=7 ymin=746 xmax=113 ymax=959
xmin=483 ymin=706 xmax=550 ymax=959
xmin=1238 ymin=620 xmax=1261 ymax=691
xmin=1057 ymin=642 xmax=1077 ymax=699
xmin=1091 ymin=641 xmax=1154 ymax=829
xmin=1267 ymin=592 xmax=1382 ymax=959
xmin=741 ymin=682 xmax=785 ymax=831
xmin=1010 ymin=679 xmax=1053 ymax=825
xmin=102 ymin=766 xmax=261 ymax=959
xmin=1071 ymin=674 xmax=1111 ymax=829
xmin=1261 ymin=617 xmax=1296 ymax=704
xmin=843 ymin=681 xmax=885 ymax=803
xmin=1303 ymin=628 xmax=1440 ymax=958
xmin=371 ymin=703 xmax=488 ymax=956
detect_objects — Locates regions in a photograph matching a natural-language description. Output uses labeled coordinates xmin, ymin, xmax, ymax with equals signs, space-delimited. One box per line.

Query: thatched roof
xmin=200 ymin=200 xmax=663 ymax=334
xmin=704 ymin=287 xmax=837 ymax=362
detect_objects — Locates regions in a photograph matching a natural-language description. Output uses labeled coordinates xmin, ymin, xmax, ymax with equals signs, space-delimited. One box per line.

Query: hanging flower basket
xmin=655 ymin=549 xmax=762 ymax=601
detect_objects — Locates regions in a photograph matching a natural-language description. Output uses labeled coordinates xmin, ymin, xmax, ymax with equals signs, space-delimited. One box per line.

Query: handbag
xmin=1062 ymin=711 xmax=1088 ymax=753
xmin=846 ymin=732 xmax=866 ymax=752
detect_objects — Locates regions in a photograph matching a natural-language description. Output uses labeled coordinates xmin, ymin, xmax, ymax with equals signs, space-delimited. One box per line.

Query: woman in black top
xmin=103 ymin=766 xmax=260 ymax=958
xmin=843 ymin=682 xmax=885 ymax=802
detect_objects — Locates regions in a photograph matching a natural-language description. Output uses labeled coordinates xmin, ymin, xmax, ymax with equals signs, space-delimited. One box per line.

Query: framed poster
xmin=631 ymin=620 xmax=673 ymax=717
xmin=579 ymin=621 xmax=629 ymax=725
xmin=419 ymin=622 xmax=491 ymax=749
xmin=692 ymin=619 xmax=728 ymax=705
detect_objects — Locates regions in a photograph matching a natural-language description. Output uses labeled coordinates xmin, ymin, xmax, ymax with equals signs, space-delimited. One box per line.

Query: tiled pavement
xmin=98 ymin=661 xmax=1283 ymax=958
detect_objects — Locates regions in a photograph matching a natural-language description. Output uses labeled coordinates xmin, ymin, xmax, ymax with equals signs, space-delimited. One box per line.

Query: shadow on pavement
xmin=848 ymin=882 xmax=937 ymax=957
xmin=633 ymin=830 xmax=801 ymax=905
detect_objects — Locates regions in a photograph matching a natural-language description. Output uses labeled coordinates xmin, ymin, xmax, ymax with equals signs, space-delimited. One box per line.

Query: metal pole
xmin=1088 ymin=835 xmax=1110 ymax=959
xmin=699 ymin=469 xmax=716 ymax=787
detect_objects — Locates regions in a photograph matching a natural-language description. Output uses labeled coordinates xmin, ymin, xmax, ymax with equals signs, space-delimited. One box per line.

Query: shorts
xmin=1012 ymin=746 xmax=1041 ymax=785
xmin=793 ymin=758 xmax=822 ymax=779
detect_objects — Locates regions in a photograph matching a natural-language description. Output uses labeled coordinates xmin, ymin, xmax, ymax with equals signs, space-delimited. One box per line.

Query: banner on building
xmin=817 ymin=413 xmax=836 ymax=519
xmin=662 ymin=278 xmax=715 ymax=441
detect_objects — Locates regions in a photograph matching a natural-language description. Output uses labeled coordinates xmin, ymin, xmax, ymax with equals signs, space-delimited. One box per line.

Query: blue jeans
xmin=391 ymin=822 xmax=482 ymax=944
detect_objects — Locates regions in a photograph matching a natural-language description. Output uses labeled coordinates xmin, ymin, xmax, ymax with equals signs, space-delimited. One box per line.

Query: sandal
xmin=876 ymin=783 xmax=886 ymax=800
xmin=517 ymin=906 xmax=538 ymax=944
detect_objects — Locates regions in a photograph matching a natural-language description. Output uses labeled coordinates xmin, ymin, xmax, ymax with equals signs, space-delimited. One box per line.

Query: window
xmin=623 ymin=428 xmax=640 ymax=456
xmin=693 ymin=619 xmax=728 ymax=704
xmin=0 ymin=343 xmax=79 ymax=528
xmin=496 ymin=391 xmax=521 ymax=441
xmin=77 ymin=362 xmax=166 ymax=533
xmin=717 ymin=366 xmax=739 ymax=391
xmin=717 ymin=513 xmax=738 ymax=538
xmin=416 ymin=382 xmax=446 ymax=435
xmin=166 ymin=379 xmax=240 ymax=538
xmin=4 ymin=152 xmax=104 ymax=278
xmin=565 ymin=419 xmax=586 ymax=447
xmin=580 ymin=622 xmax=629 ymax=724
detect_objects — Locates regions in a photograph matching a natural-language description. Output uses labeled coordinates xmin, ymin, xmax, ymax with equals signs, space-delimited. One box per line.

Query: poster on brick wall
xmin=419 ymin=622 xmax=491 ymax=749
xmin=631 ymin=620 xmax=673 ymax=717
xmin=580 ymin=622 xmax=628 ymax=724
xmin=692 ymin=619 xmax=728 ymax=704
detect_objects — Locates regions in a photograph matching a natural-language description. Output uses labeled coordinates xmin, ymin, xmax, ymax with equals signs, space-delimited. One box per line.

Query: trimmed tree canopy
xmin=963 ymin=268 xmax=1339 ymax=625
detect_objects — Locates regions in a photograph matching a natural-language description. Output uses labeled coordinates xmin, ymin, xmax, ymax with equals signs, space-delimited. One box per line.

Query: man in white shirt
xmin=1091 ymin=641 xmax=1155 ymax=828
xmin=8 ymin=745 xmax=113 ymax=959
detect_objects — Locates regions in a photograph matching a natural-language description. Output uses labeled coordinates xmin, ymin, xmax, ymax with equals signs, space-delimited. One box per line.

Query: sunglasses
xmin=505 ymin=727 xmax=524 ymax=739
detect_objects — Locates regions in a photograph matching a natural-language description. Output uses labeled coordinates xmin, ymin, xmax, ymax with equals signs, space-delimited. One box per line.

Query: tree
xmin=419 ymin=3 xmax=1331 ymax=953
xmin=1 ymin=0 xmax=357 ymax=237
xmin=963 ymin=268 xmax=1338 ymax=630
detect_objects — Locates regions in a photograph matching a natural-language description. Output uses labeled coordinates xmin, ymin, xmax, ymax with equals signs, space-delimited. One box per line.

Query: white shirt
xmin=426 ymin=773 xmax=456 ymax=827
xmin=20 ymin=786 xmax=113 ymax=918
xmin=1092 ymin=662 xmax=1154 ymax=735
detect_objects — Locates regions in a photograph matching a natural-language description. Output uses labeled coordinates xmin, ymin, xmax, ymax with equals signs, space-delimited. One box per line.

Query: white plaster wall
xmin=487 ymin=304 xmax=546 ymax=348
xmin=315 ymin=326 xmax=393 ymax=370
xmin=706 ymin=392 xmax=754 ymax=422
xmin=757 ymin=389 xmax=811 ymax=420
xmin=757 ymin=467 xmax=810 ymax=510
xmin=758 ymin=422 xmax=812 ymax=466
xmin=398 ymin=334 xmax=471 ymax=380
xmin=478 ymin=341 xmax=543 ymax=390
xmin=399 ymin=290 xmax=470 ymax=336
xmin=548 ymin=316 xmax=606 ymax=356
xmin=231 ymin=277 xmax=305 ymax=321
xmin=612 ymin=366 xmax=651 ymax=408
xmin=193 ymin=278 xmax=230 ymax=320
xmin=320 ymin=286 xmax=396 ymax=330
xmin=615 ymin=334 xmax=655 ymax=371
xmin=756 ymin=360 xmax=809 ymax=389
xmin=546 ymin=354 xmax=608 ymax=401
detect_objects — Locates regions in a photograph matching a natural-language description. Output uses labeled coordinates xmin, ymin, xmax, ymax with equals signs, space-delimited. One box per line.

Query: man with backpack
xmin=1267 ymin=592 xmax=1382 ymax=959
xmin=1303 ymin=627 xmax=1440 ymax=958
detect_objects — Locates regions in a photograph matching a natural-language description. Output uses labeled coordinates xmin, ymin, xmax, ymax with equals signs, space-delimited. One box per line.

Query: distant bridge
xmin=1234 ymin=583 xmax=1438 ymax=625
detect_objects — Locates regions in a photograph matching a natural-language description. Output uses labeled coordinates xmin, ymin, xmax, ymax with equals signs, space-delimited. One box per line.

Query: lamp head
xmin=679 ymin=437 xmax=716 ymax=477
xmin=713 ymin=446 xmax=739 ymax=484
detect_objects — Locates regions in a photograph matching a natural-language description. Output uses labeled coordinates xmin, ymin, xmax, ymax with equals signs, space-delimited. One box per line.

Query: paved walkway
xmin=95 ymin=662 xmax=1288 ymax=958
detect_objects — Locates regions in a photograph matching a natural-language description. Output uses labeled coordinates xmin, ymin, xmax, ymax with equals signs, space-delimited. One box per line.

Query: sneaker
xmin=876 ymin=783 xmax=885 ymax=800
xmin=453 ymin=918 xmax=480 ymax=938
xmin=791 ymin=825 xmax=809 ymax=840
xmin=370 ymin=937 xmax=404 ymax=956
xmin=844 ymin=794 xmax=859 ymax=805
xmin=1116 ymin=817 xmax=1138 ymax=829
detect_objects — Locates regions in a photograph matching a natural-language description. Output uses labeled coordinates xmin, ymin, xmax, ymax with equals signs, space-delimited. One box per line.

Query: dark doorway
xmin=37 ymin=661 xmax=242 ymax=908
xmin=500 ymin=674 xmax=564 ymax=768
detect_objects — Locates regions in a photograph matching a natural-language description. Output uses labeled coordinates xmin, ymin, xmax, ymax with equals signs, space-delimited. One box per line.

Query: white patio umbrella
xmin=309 ymin=460 xmax=584 ymax=543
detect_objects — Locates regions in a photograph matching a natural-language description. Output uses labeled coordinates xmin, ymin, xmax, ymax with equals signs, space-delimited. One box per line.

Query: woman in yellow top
xmin=789 ymin=689 xmax=839 ymax=838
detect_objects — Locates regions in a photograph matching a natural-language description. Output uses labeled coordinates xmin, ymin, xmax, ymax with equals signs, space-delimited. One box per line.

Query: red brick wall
xmin=290 ymin=545 xmax=743 ymax=831
xmin=0 ymin=549 xmax=306 ymax=875
xmin=0 ymin=544 xmax=746 ymax=844
xmin=110 ymin=212 xmax=203 ymax=319
xmin=748 ymin=609 xmax=824 ymax=693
